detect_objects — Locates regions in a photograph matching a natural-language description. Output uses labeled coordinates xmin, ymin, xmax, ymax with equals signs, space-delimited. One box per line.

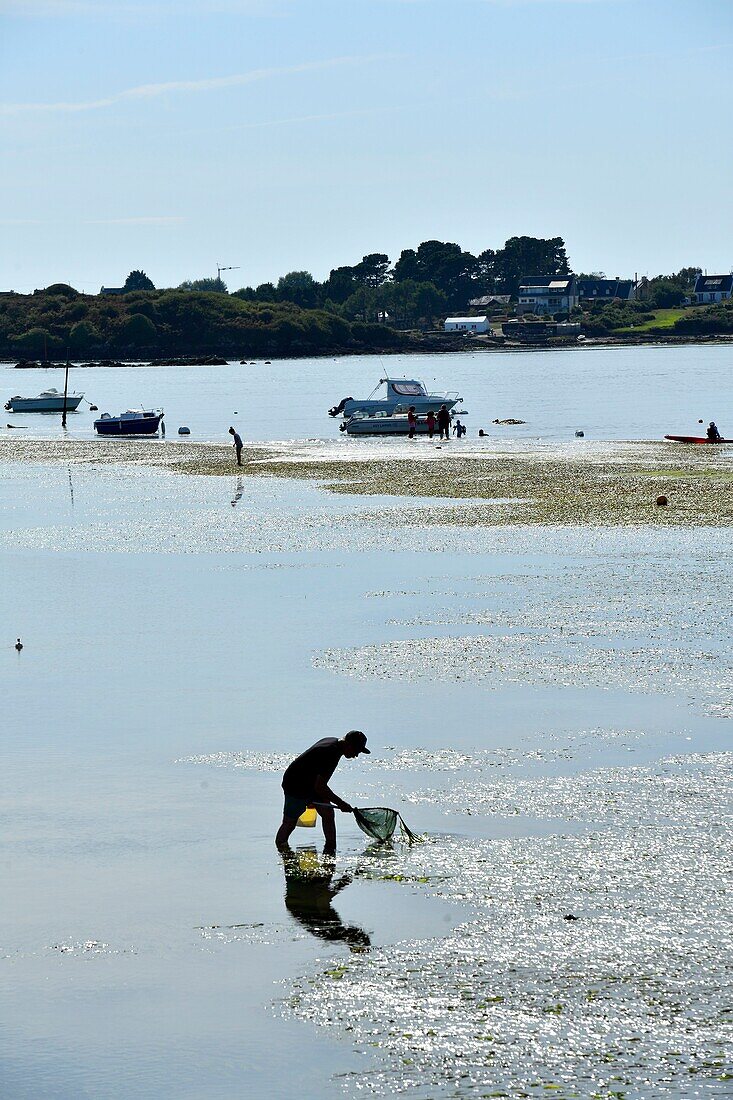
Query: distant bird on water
xmin=15 ymin=638 xmax=23 ymax=651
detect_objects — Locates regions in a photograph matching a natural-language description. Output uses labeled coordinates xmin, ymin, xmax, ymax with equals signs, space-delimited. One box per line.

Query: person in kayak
xmin=707 ymin=421 xmax=722 ymax=442
xmin=275 ymin=731 xmax=370 ymax=853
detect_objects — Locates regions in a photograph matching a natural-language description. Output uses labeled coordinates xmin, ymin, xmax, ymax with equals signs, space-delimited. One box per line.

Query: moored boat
xmin=341 ymin=412 xmax=452 ymax=436
xmin=94 ymin=409 xmax=164 ymax=436
xmin=5 ymin=388 xmax=84 ymax=412
xmin=329 ymin=378 xmax=462 ymax=420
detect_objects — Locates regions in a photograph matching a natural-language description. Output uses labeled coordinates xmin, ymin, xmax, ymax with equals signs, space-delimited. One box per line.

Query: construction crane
xmin=216 ymin=263 xmax=240 ymax=286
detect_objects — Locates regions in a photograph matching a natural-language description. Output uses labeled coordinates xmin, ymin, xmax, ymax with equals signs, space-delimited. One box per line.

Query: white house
xmin=517 ymin=276 xmax=578 ymax=315
xmin=444 ymin=316 xmax=490 ymax=333
xmin=693 ymin=274 xmax=733 ymax=304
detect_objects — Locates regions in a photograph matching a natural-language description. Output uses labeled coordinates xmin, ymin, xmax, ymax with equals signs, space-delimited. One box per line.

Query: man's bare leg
xmin=276 ymin=816 xmax=298 ymax=849
xmin=317 ymin=805 xmax=337 ymax=854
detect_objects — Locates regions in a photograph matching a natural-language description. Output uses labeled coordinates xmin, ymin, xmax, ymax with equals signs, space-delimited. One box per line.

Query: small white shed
xmin=444 ymin=316 xmax=490 ymax=333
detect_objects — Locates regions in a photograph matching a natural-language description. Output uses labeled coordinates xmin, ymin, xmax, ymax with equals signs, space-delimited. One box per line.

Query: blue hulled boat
xmin=94 ymin=409 xmax=163 ymax=436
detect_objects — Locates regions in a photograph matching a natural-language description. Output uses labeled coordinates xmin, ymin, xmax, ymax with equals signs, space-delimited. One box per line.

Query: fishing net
xmin=353 ymin=807 xmax=420 ymax=845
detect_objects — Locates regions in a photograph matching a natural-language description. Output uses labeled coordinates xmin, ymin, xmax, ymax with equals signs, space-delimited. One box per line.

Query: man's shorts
xmin=283 ymin=793 xmax=309 ymax=820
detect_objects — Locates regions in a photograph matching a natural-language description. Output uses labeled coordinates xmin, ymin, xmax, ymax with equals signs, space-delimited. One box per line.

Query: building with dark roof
xmin=100 ymin=286 xmax=125 ymax=296
xmin=468 ymin=294 xmax=512 ymax=309
xmin=692 ymin=274 xmax=733 ymax=304
xmin=577 ymin=277 xmax=636 ymax=303
xmin=517 ymin=276 xmax=578 ymax=315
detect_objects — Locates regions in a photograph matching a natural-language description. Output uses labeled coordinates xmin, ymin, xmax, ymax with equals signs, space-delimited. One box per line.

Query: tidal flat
xmin=0 ymin=426 xmax=731 ymax=1098
xmin=0 ymin=435 xmax=731 ymax=526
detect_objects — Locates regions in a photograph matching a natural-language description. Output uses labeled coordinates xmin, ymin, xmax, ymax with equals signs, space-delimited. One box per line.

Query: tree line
xmin=0 ymin=284 xmax=404 ymax=359
xmin=173 ymin=242 xmax=705 ymax=321
xmin=229 ymin=236 xmax=571 ymax=322
xmin=2 ymin=245 xmax=725 ymax=360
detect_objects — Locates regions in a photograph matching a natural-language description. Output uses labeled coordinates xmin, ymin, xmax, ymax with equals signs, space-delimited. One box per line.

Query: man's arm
xmin=314 ymin=775 xmax=352 ymax=813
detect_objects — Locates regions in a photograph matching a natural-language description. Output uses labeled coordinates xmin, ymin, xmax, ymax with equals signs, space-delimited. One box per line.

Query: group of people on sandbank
xmin=407 ymin=403 xmax=466 ymax=440
xmin=225 ymin=417 xmax=725 ymax=469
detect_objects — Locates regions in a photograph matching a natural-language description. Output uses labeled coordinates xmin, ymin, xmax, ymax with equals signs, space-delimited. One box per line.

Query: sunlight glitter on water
xmin=1 ymin=419 xmax=731 ymax=1099
xmin=285 ymin=753 xmax=733 ymax=1099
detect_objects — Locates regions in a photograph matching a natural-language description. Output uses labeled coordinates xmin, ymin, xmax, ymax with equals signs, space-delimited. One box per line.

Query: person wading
xmin=275 ymin=730 xmax=370 ymax=854
xmin=437 ymin=404 xmax=451 ymax=441
xmin=407 ymin=406 xmax=417 ymax=439
xmin=229 ymin=426 xmax=243 ymax=466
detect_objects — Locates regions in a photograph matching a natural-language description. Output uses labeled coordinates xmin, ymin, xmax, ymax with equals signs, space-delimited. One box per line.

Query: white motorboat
xmin=341 ymin=411 xmax=454 ymax=436
xmin=329 ymin=378 xmax=462 ymax=419
xmin=5 ymin=388 xmax=84 ymax=412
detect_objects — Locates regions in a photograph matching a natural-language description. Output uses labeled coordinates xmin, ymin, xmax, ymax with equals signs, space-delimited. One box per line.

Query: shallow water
xmin=1 ymin=388 xmax=731 ymax=1097
xmin=2 ymin=343 xmax=731 ymax=444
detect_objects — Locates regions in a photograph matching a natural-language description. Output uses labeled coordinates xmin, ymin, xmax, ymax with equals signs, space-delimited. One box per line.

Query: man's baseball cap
xmin=344 ymin=730 xmax=370 ymax=754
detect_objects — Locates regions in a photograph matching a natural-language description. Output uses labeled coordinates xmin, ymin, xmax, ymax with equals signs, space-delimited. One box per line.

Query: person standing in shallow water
xmin=426 ymin=410 xmax=436 ymax=438
xmin=407 ymin=406 xmax=417 ymax=439
xmin=275 ymin=730 xmax=371 ymax=854
xmin=228 ymin=426 xmax=243 ymax=466
xmin=437 ymin=404 xmax=451 ymax=441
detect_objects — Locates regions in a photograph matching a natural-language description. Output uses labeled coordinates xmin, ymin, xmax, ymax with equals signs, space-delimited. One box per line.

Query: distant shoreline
xmin=2 ymin=332 xmax=732 ymax=369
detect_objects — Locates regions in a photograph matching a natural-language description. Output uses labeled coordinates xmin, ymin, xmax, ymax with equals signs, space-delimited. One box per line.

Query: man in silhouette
xmin=275 ymin=730 xmax=370 ymax=853
xmin=228 ymin=426 xmax=243 ymax=466
xmin=437 ymin=404 xmax=451 ymax=440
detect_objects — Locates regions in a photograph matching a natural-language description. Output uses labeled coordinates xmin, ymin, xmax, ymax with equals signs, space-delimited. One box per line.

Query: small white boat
xmin=329 ymin=378 xmax=462 ymax=419
xmin=5 ymin=388 xmax=84 ymax=412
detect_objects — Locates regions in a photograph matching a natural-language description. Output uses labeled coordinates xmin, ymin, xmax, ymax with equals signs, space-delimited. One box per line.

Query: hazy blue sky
xmin=1 ymin=0 xmax=731 ymax=293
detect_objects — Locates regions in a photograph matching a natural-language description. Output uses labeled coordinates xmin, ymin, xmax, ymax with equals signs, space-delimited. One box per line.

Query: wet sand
xmin=1 ymin=438 xmax=731 ymax=1099
xmin=0 ymin=436 xmax=731 ymax=526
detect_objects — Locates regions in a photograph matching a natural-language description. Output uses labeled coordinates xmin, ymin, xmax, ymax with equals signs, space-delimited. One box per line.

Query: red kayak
xmin=664 ymin=434 xmax=732 ymax=444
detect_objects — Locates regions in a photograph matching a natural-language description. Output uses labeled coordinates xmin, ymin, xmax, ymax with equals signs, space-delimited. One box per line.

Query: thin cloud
xmin=84 ymin=215 xmax=185 ymax=225
xmin=0 ymin=0 xmax=275 ymax=14
xmin=205 ymin=103 xmax=409 ymax=135
xmin=0 ymin=54 xmax=398 ymax=116
xmin=0 ymin=1 xmax=142 ymax=12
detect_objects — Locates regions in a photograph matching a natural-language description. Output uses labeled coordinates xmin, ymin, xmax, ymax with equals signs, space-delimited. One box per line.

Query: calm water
xmin=2 ymin=343 xmax=731 ymax=443
xmin=1 ymin=347 xmax=731 ymax=1098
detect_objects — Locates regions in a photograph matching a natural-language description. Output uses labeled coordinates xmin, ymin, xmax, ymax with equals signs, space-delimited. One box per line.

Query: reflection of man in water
xmin=280 ymin=847 xmax=371 ymax=951
xmin=231 ymin=478 xmax=243 ymax=507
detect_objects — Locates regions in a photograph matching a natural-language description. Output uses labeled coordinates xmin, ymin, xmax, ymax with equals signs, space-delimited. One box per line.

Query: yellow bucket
xmin=296 ymin=806 xmax=317 ymax=828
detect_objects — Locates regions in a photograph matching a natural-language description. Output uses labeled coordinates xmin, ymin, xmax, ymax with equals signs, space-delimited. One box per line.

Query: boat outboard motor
xmin=328 ymin=396 xmax=353 ymax=417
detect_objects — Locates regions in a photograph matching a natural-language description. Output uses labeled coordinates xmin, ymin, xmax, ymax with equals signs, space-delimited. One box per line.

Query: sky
xmin=1 ymin=0 xmax=731 ymax=294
